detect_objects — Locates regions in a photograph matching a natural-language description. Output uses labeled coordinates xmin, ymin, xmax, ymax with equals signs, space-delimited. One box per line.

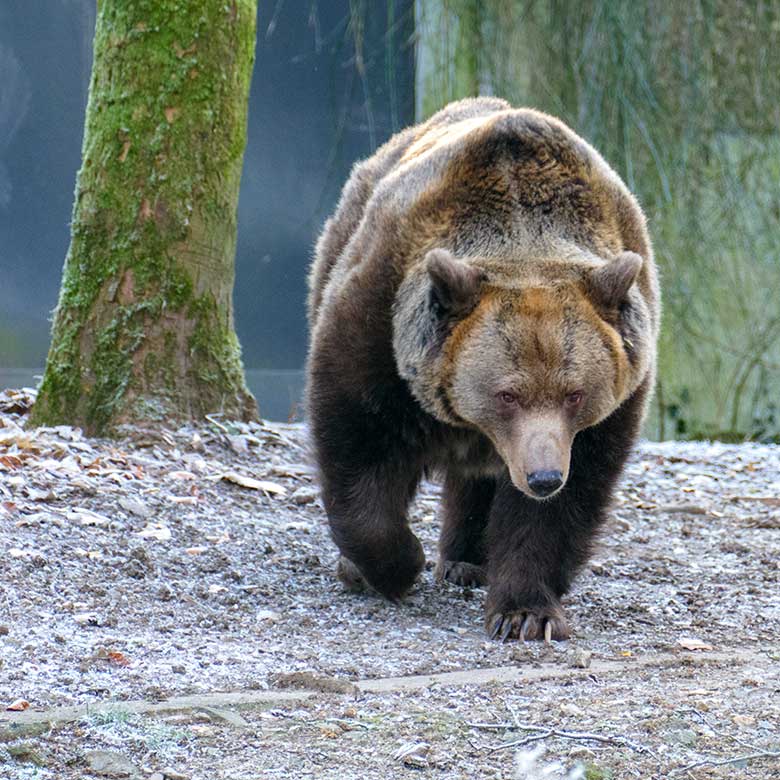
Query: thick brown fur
xmin=306 ymin=98 xmax=660 ymax=640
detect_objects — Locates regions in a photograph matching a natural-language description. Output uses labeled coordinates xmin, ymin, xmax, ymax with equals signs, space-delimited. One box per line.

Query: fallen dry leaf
xmin=5 ymin=698 xmax=30 ymax=712
xmin=69 ymin=509 xmax=111 ymax=527
xmin=169 ymin=470 xmax=197 ymax=481
xmin=728 ymin=495 xmax=780 ymax=505
xmin=221 ymin=471 xmax=287 ymax=496
xmin=74 ymin=612 xmax=100 ymax=626
xmin=74 ymin=548 xmax=103 ymax=559
xmin=169 ymin=495 xmax=198 ymax=505
xmin=394 ymin=742 xmax=430 ymax=768
xmin=107 ymin=651 xmax=130 ymax=667
xmin=136 ymin=523 xmax=172 ymax=541
xmin=9 ymin=547 xmax=44 ymax=559
xmin=678 ymin=637 xmax=713 ymax=651
xmin=0 ymin=454 xmax=23 ymax=470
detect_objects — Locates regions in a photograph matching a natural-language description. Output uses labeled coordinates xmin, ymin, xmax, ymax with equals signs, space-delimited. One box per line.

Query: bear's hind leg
xmin=435 ymin=474 xmax=495 ymax=588
xmin=313 ymin=420 xmax=426 ymax=601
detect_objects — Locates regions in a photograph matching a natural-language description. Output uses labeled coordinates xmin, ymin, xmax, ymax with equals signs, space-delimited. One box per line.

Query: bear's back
xmin=308 ymin=97 xmax=511 ymax=325
xmin=309 ymin=98 xmax=654 ymax=332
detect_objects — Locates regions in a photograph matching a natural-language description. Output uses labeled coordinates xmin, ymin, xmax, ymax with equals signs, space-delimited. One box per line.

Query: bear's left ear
xmin=425 ymin=249 xmax=485 ymax=317
xmin=588 ymin=251 xmax=643 ymax=308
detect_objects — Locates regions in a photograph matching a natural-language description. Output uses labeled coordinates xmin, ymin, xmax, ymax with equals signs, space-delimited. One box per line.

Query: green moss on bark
xmin=32 ymin=0 xmax=258 ymax=434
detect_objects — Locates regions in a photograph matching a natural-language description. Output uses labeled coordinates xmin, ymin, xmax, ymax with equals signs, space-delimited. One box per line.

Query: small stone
xmin=150 ymin=774 xmax=165 ymax=780
xmin=85 ymin=749 xmax=139 ymax=777
xmin=118 ymin=497 xmax=150 ymax=518
xmin=0 ymin=625 xmax=9 ymax=636
xmin=74 ymin=612 xmax=100 ymax=627
xmin=160 ymin=769 xmax=188 ymax=780
xmin=568 ymin=746 xmax=596 ymax=759
xmin=290 ymin=487 xmax=319 ymax=505
xmin=569 ymin=649 xmax=592 ymax=669
xmin=122 ymin=559 xmax=148 ymax=579
xmin=0 ymin=722 xmax=49 ymax=742
xmin=7 ymin=743 xmax=47 ymax=765
xmin=668 ymin=728 xmax=697 ymax=747
xmin=157 ymin=584 xmax=173 ymax=601
xmin=227 ymin=434 xmax=249 ymax=454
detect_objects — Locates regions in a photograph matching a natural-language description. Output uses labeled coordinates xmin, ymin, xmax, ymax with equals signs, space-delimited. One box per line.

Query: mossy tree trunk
xmin=31 ymin=0 xmax=258 ymax=434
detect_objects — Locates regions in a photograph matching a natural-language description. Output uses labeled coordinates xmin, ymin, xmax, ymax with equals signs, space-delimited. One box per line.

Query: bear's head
xmin=393 ymin=247 xmax=654 ymax=499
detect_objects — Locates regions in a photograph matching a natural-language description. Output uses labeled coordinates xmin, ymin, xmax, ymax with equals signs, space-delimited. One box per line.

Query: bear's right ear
xmin=425 ymin=249 xmax=485 ymax=317
xmin=587 ymin=251 xmax=643 ymax=309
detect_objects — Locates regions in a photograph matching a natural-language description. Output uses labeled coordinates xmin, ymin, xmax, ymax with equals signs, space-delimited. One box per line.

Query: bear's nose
xmin=526 ymin=470 xmax=563 ymax=497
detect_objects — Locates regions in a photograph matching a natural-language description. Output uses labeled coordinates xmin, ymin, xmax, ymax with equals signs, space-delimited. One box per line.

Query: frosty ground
xmin=0 ymin=388 xmax=778 ymax=779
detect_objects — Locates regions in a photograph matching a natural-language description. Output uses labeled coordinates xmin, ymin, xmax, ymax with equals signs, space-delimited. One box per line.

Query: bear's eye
xmin=496 ymin=391 xmax=519 ymax=406
xmin=565 ymin=391 xmax=584 ymax=409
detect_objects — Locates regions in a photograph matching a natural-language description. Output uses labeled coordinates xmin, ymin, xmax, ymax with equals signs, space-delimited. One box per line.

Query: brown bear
xmin=306 ymin=97 xmax=660 ymax=641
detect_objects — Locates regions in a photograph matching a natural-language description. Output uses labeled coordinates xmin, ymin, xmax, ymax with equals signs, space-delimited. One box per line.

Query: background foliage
xmin=415 ymin=0 xmax=780 ymax=441
xmin=3 ymin=2 xmax=778 ymax=436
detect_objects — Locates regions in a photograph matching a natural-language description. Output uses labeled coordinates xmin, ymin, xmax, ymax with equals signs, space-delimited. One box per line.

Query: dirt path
xmin=0 ymin=387 xmax=778 ymax=778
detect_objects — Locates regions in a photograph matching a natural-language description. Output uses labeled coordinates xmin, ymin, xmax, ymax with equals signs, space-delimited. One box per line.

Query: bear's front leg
xmin=483 ymin=477 xmax=602 ymax=642
xmin=309 ymin=387 xmax=426 ymax=601
xmin=327 ymin=462 xmax=425 ymax=601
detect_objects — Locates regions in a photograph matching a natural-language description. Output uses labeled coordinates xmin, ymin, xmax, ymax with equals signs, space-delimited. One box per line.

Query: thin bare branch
xmin=467 ymin=719 xmax=656 ymax=757
xmin=675 ymin=749 xmax=780 ymax=774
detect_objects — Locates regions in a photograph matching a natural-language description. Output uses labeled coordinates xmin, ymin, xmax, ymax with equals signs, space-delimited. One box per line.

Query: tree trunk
xmin=31 ymin=0 xmax=258 ymax=434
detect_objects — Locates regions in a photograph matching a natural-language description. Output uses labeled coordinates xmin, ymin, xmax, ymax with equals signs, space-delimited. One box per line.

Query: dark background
xmin=0 ymin=0 xmax=415 ymax=415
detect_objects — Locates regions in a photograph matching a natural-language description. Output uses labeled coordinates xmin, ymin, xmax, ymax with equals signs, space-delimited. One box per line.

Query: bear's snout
xmin=501 ymin=414 xmax=572 ymax=500
xmin=526 ymin=469 xmax=563 ymax=497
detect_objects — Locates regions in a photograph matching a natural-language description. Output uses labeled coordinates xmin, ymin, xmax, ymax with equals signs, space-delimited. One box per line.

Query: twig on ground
xmin=677 ymin=707 xmax=763 ymax=753
xmin=656 ymin=503 xmax=709 ymax=515
xmin=259 ymin=421 xmax=304 ymax=451
xmin=204 ymin=414 xmax=230 ymax=434
xmin=674 ymin=749 xmax=780 ymax=774
xmin=672 ymin=708 xmax=780 ymax=774
xmin=467 ymin=720 xmax=655 ymax=756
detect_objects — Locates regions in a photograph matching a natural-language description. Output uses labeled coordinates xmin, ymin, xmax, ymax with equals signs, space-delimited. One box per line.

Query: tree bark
xmin=31 ymin=0 xmax=258 ymax=434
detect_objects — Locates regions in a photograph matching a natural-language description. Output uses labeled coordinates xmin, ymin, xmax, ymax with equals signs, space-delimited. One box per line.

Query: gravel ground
xmin=0 ymin=387 xmax=778 ymax=779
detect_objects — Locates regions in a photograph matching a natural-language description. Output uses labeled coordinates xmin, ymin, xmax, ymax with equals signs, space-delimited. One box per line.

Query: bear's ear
xmin=425 ymin=249 xmax=485 ymax=317
xmin=588 ymin=251 xmax=643 ymax=308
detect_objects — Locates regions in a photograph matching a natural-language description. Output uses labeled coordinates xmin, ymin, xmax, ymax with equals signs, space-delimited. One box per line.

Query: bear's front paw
xmin=485 ymin=603 xmax=570 ymax=643
xmin=435 ymin=560 xmax=487 ymax=587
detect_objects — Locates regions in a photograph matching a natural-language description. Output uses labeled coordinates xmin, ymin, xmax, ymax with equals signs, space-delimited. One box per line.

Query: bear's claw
xmin=436 ymin=560 xmax=487 ymax=587
xmin=487 ymin=607 xmax=570 ymax=643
